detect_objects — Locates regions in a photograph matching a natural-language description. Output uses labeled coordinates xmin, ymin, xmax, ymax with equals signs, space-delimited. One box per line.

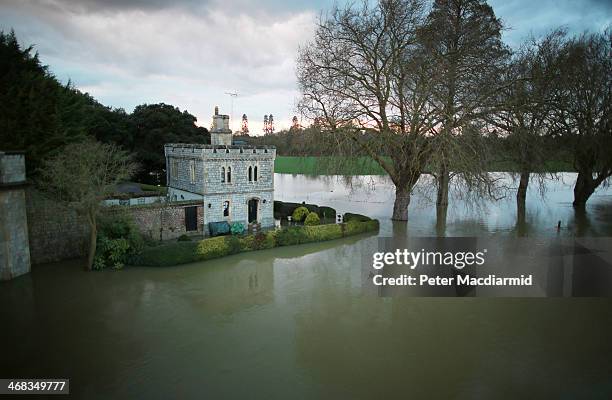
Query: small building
xmin=165 ymin=107 xmax=276 ymax=231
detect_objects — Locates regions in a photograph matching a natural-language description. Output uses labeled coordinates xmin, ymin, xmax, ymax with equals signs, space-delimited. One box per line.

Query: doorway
xmin=185 ymin=206 xmax=198 ymax=231
xmin=248 ymin=198 xmax=259 ymax=224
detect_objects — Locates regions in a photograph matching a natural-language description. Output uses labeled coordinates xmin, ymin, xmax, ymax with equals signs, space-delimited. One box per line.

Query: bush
xmin=344 ymin=219 xmax=379 ymax=235
xmin=304 ymin=212 xmax=320 ymax=226
xmin=274 ymin=201 xmax=301 ymax=219
xmin=196 ymin=236 xmax=232 ymax=259
xmin=274 ymin=201 xmax=322 ymax=219
xmin=292 ymin=206 xmax=310 ymax=222
xmin=132 ymin=242 xmax=199 ymax=266
xmin=343 ymin=212 xmax=371 ymax=222
xmin=240 ymin=231 xmax=276 ymax=251
xmin=318 ymin=206 xmax=337 ymax=219
xmin=94 ymin=213 xmax=144 ymax=269
xmin=303 ymin=224 xmax=343 ymax=241
xmin=177 ymin=234 xmax=192 ymax=242
xmin=230 ymin=222 xmax=245 ymax=235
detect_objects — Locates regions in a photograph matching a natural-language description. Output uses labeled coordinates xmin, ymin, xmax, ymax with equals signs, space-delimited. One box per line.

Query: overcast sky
xmin=1 ymin=0 xmax=610 ymax=134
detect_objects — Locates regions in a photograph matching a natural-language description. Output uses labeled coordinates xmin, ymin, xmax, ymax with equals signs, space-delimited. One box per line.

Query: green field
xmin=274 ymin=156 xmax=574 ymax=175
xmin=275 ymin=156 xmax=387 ymax=175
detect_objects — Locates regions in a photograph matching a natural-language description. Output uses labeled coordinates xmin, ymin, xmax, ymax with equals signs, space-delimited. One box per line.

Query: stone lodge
xmin=165 ymin=107 xmax=276 ymax=231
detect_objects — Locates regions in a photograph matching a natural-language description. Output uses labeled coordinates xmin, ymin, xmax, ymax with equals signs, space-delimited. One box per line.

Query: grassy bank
xmin=130 ymin=219 xmax=379 ymax=267
xmin=275 ymin=156 xmax=387 ymax=175
xmin=275 ymin=156 xmax=575 ymax=175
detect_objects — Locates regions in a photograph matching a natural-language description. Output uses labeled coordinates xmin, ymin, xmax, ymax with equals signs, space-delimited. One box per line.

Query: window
xmin=254 ymin=166 xmax=258 ymax=182
xmin=189 ymin=160 xmax=196 ymax=183
xmin=137 ymin=197 xmax=145 ymax=205
xmin=171 ymin=159 xmax=178 ymax=179
xmin=221 ymin=167 xmax=225 ymax=183
xmin=248 ymin=166 xmax=252 ymax=182
xmin=223 ymin=201 xmax=230 ymax=217
xmin=227 ymin=166 xmax=232 ymax=183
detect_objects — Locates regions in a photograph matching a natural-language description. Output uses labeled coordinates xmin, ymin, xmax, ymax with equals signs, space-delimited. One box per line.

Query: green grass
xmin=138 ymin=183 xmax=168 ymax=195
xmin=275 ymin=156 xmax=575 ymax=175
xmin=275 ymin=156 xmax=387 ymax=175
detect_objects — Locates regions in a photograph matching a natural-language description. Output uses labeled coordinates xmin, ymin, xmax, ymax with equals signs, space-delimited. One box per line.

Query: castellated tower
xmin=210 ymin=106 xmax=232 ymax=146
xmin=164 ymin=106 xmax=276 ymax=233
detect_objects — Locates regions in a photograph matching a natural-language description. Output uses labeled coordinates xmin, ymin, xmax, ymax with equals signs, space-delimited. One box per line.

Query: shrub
xmin=292 ymin=206 xmax=310 ymax=222
xmin=343 ymin=212 xmax=371 ymax=222
xmin=196 ymin=236 xmax=232 ymax=259
xmin=132 ymin=242 xmax=199 ymax=266
xmin=177 ymin=234 xmax=192 ymax=242
xmin=276 ymin=226 xmax=307 ymax=246
xmin=303 ymin=224 xmax=343 ymax=241
xmin=230 ymin=222 xmax=245 ymax=235
xmin=240 ymin=231 xmax=276 ymax=250
xmin=304 ymin=212 xmax=320 ymax=226
xmin=344 ymin=219 xmax=379 ymax=235
xmin=318 ymin=206 xmax=337 ymax=219
xmin=93 ymin=235 xmax=130 ymax=270
xmin=94 ymin=213 xmax=144 ymax=269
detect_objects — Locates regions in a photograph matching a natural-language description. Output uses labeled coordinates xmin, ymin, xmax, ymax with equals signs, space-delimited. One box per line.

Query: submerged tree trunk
xmin=516 ymin=171 xmax=529 ymax=217
xmin=392 ymin=184 xmax=411 ymax=221
xmin=86 ymin=210 xmax=97 ymax=271
xmin=436 ymin=169 xmax=450 ymax=207
xmin=572 ymin=171 xmax=596 ymax=209
xmin=435 ymin=203 xmax=448 ymax=237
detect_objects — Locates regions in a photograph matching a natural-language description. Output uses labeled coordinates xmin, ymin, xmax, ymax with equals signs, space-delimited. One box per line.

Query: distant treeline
xmin=0 ymin=30 xmax=209 ymax=184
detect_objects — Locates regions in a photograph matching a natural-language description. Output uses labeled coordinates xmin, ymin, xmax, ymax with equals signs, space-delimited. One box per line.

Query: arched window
xmin=227 ymin=166 xmax=232 ymax=183
xmin=254 ymin=166 xmax=258 ymax=182
xmin=223 ymin=201 xmax=230 ymax=217
xmin=221 ymin=167 xmax=225 ymax=183
xmin=248 ymin=166 xmax=252 ymax=182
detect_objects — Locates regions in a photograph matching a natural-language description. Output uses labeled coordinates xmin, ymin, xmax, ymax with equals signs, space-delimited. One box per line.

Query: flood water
xmin=2 ymin=173 xmax=612 ymax=399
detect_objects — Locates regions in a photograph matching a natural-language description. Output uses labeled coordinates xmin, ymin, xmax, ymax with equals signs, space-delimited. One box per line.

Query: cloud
xmin=0 ymin=0 xmax=316 ymax=131
xmin=0 ymin=0 xmax=609 ymax=133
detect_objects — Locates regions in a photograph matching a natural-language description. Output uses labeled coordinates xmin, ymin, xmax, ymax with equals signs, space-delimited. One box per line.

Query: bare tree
xmin=418 ymin=0 xmax=510 ymax=213
xmin=38 ymin=139 xmax=137 ymax=270
xmin=487 ymin=31 xmax=565 ymax=220
xmin=553 ymin=30 xmax=612 ymax=209
xmin=297 ymin=0 xmax=441 ymax=220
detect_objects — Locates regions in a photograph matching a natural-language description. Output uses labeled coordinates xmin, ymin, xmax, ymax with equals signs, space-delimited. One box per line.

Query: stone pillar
xmin=0 ymin=151 xmax=31 ymax=280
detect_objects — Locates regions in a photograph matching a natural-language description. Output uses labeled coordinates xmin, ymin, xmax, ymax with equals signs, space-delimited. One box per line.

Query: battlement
xmin=164 ymin=144 xmax=276 ymax=158
xmin=0 ymin=151 xmax=27 ymax=186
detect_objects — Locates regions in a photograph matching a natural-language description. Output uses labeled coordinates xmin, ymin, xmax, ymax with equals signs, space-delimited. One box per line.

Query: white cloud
xmin=0 ymin=0 xmax=316 ymax=133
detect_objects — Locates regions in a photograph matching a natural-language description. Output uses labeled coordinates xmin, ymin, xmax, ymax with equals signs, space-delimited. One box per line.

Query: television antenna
xmin=225 ymin=91 xmax=239 ymax=132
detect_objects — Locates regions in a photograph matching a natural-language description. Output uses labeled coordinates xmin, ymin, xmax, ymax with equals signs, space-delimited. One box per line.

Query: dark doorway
xmin=185 ymin=206 xmax=198 ymax=231
xmin=248 ymin=199 xmax=259 ymax=223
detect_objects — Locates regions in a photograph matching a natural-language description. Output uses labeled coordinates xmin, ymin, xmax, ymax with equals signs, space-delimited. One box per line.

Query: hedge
xmin=131 ymin=219 xmax=379 ymax=267
xmin=343 ymin=212 xmax=372 ymax=222
xmin=273 ymin=200 xmax=336 ymax=220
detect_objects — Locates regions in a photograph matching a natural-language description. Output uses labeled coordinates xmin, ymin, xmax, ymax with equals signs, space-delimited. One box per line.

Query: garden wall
xmin=25 ymin=189 xmax=204 ymax=265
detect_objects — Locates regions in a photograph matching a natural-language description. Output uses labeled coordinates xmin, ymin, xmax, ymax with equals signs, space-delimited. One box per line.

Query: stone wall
xmin=116 ymin=202 xmax=204 ymax=241
xmin=25 ymin=194 xmax=205 ymax=265
xmin=25 ymin=189 xmax=89 ymax=265
xmin=0 ymin=152 xmax=31 ymax=280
